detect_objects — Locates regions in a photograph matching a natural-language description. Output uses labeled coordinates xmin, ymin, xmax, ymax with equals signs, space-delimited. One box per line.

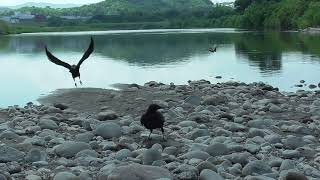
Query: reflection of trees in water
xmin=0 ymin=36 xmax=10 ymax=50
xmin=0 ymin=33 xmax=233 ymax=65
xmin=1 ymin=31 xmax=320 ymax=70
xmin=234 ymin=32 xmax=320 ymax=74
xmin=234 ymin=33 xmax=283 ymax=74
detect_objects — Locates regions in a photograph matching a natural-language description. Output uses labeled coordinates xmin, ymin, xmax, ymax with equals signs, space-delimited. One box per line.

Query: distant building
xmin=14 ymin=12 xmax=35 ymax=22
xmin=0 ymin=12 xmax=38 ymax=24
xmin=215 ymin=2 xmax=235 ymax=8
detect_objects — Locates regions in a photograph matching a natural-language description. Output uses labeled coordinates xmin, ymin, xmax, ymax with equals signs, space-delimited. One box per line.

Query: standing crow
xmin=140 ymin=104 xmax=165 ymax=140
xmin=45 ymin=37 xmax=94 ymax=87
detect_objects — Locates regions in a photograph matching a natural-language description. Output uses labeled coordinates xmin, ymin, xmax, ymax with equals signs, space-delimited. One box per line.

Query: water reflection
xmin=0 ymin=29 xmax=320 ymax=107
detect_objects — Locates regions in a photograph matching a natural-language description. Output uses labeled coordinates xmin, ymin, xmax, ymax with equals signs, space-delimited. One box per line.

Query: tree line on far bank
xmin=0 ymin=0 xmax=319 ymax=33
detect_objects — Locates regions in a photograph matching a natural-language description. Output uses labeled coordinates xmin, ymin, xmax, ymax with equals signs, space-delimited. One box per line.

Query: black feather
xmin=140 ymin=104 xmax=165 ymax=140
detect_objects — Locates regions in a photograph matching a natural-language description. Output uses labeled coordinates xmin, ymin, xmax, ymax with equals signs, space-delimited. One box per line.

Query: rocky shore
xmin=1 ymin=80 xmax=320 ymax=180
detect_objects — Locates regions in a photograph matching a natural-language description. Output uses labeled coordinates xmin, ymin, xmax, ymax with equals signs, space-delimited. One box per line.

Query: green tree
xmin=47 ymin=16 xmax=63 ymax=27
xmin=0 ymin=20 xmax=9 ymax=34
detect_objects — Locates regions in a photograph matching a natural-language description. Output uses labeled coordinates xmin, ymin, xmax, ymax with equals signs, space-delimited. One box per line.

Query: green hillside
xmin=61 ymin=0 xmax=213 ymax=16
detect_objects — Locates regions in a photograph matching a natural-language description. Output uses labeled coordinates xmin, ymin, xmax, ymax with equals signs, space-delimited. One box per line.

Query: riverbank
xmin=300 ymin=27 xmax=320 ymax=34
xmin=9 ymin=21 xmax=174 ymax=34
xmin=0 ymin=80 xmax=319 ymax=179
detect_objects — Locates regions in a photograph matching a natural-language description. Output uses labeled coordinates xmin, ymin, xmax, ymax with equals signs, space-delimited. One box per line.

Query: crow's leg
xmin=79 ymin=75 xmax=82 ymax=85
xmin=161 ymin=127 xmax=166 ymax=141
xmin=73 ymin=78 xmax=77 ymax=87
xmin=148 ymin=129 xmax=153 ymax=140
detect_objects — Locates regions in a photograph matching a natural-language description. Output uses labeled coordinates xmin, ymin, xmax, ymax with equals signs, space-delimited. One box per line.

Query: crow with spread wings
xmin=45 ymin=37 xmax=94 ymax=87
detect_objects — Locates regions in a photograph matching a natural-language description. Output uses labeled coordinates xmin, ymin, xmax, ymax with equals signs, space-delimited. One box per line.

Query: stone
xmin=184 ymin=96 xmax=201 ymax=106
xmin=172 ymin=164 xmax=199 ymax=180
xmin=163 ymin=147 xmax=177 ymax=155
xmin=280 ymin=160 xmax=295 ymax=171
xmin=205 ymin=143 xmax=229 ymax=157
xmin=55 ymin=141 xmax=91 ymax=158
xmin=283 ymin=136 xmax=304 ymax=149
xmin=264 ymin=135 xmax=281 ymax=144
xmin=75 ymin=132 xmax=94 ymax=143
xmin=53 ymin=172 xmax=76 ymax=180
xmin=197 ymin=161 xmax=217 ymax=172
xmin=282 ymin=150 xmax=301 ymax=159
xmin=199 ymin=169 xmax=224 ymax=180
xmin=7 ymin=161 xmax=21 ymax=174
xmin=75 ymin=149 xmax=98 ymax=158
xmin=184 ymin=151 xmax=210 ymax=160
xmin=178 ymin=121 xmax=198 ymax=128
xmin=285 ymin=171 xmax=308 ymax=180
xmin=0 ymin=131 xmax=20 ymax=140
xmin=97 ymin=110 xmax=118 ymax=120
xmin=269 ymin=105 xmax=282 ymax=113
xmin=245 ymin=176 xmax=275 ymax=180
xmin=188 ymin=129 xmax=210 ymax=140
xmin=25 ymin=148 xmax=47 ymax=162
xmin=202 ymin=95 xmax=228 ymax=106
xmin=53 ymin=103 xmax=68 ymax=110
xmin=225 ymin=122 xmax=246 ymax=132
xmin=107 ymin=164 xmax=173 ymax=180
xmin=0 ymin=145 xmax=25 ymax=162
xmin=115 ymin=149 xmax=132 ymax=161
xmin=25 ymin=175 xmax=42 ymax=180
xmin=39 ymin=118 xmax=58 ymax=130
xmin=248 ymin=128 xmax=266 ymax=138
xmin=224 ymin=152 xmax=250 ymax=166
xmin=248 ymin=119 xmax=273 ymax=129
xmin=143 ymin=148 xmax=162 ymax=165
xmin=95 ymin=122 xmax=122 ymax=139
xmin=309 ymin=84 xmax=317 ymax=89
xmin=242 ymin=160 xmax=272 ymax=176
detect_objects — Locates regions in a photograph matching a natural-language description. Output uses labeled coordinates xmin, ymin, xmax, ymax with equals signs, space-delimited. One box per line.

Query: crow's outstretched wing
xmin=45 ymin=46 xmax=72 ymax=70
xmin=77 ymin=37 xmax=94 ymax=68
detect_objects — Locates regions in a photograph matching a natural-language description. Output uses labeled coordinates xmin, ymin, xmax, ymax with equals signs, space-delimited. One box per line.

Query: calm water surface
xmin=0 ymin=28 xmax=320 ymax=107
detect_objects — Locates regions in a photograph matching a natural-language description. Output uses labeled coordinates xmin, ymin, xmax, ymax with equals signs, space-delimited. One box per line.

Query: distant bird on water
xmin=45 ymin=37 xmax=94 ymax=87
xmin=209 ymin=46 xmax=217 ymax=53
xmin=140 ymin=104 xmax=165 ymax=140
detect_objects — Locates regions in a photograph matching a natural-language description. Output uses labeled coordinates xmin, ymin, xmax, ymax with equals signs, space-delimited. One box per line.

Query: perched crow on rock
xmin=140 ymin=104 xmax=165 ymax=140
xmin=45 ymin=37 xmax=94 ymax=87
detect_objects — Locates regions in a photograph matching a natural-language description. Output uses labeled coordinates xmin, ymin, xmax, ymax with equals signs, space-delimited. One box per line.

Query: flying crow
xmin=45 ymin=37 xmax=94 ymax=87
xmin=209 ymin=46 xmax=217 ymax=53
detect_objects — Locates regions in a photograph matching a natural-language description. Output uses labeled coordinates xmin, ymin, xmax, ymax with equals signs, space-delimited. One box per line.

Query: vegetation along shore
xmin=0 ymin=0 xmax=320 ymax=34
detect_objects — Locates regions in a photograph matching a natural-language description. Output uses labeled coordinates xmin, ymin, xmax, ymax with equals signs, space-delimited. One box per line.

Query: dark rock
xmin=285 ymin=171 xmax=308 ymax=180
xmin=53 ymin=103 xmax=68 ymax=110
xmin=309 ymin=84 xmax=317 ymax=89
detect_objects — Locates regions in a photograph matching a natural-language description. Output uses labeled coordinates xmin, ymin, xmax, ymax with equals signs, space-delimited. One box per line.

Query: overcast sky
xmin=1 ymin=0 xmax=103 ymax=6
